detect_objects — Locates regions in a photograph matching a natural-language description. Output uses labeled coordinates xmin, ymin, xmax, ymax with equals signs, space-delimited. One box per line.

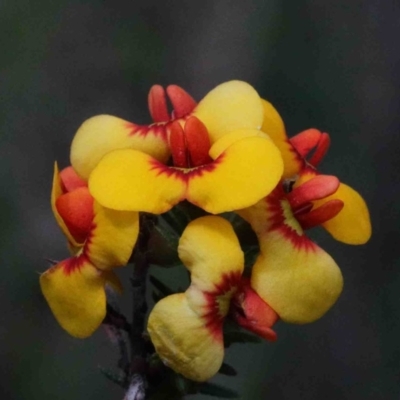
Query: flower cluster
xmin=40 ymin=81 xmax=371 ymax=382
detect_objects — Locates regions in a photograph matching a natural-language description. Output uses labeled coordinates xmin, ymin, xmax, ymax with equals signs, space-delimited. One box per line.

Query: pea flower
xmin=260 ymin=99 xmax=371 ymax=244
xmin=238 ymin=100 xmax=372 ymax=324
xmin=71 ymin=81 xmax=283 ymax=215
xmin=40 ymin=164 xmax=139 ymax=338
xmin=147 ymin=216 xmax=278 ymax=382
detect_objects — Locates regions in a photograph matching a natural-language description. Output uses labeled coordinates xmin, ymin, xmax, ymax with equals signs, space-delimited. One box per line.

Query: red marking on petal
xmin=297 ymin=199 xmax=344 ymax=230
xmin=166 ymin=85 xmax=197 ymax=119
xmin=290 ymin=128 xmax=322 ymax=158
xmin=126 ymin=122 xmax=168 ymax=140
xmin=60 ymin=253 xmax=90 ymax=276
xmin=231 ymin=279 xmax=278 ymax=342
xmin=201 ymin=271 xmax=242 ymax=340
xmin=308 ymin=132 xmax=331 ymax=167
xmin=60 ymin=166 xmax=87 ymax=192
xmin=168 ymin=120 xmax=188 ymax=168
xmin=55 ymin=187 xmax=94 ymax=243
xmin=287 ymin=175 xmax=340 ymax=208
xmin=148 ymin=85 xmax=169 ymax=123
xmin=263 ymin=185 xmax=317 ymax=251
xmin=148 ymin=158 xmax=187 ymax=182
xmin=184 ymin=116 xmax=213 ymax=167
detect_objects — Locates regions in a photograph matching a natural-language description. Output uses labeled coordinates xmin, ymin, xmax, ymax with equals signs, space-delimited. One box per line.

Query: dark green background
xmin=1 ymin=0 xmax=399 ymax=399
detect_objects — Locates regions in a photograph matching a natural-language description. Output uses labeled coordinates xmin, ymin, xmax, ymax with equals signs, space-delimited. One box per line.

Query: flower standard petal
xmin=70 ymin=115 xmax=170 ymax=180
xmin=251 ymin=230 xmax=343 ymax=324
xmin=40 ymin=256 xmax=109 ymax=338
xmin=316 ymin=183 xmax=372 ymax=244
xmin=261 ymin=99 xmax=303 ymax=178
xmin=85 ymin=202 xmax=139 ymax=270
xmin=147 ymin=293 xmax=224 ymax=382
xmin=187 ymin=131 xmax=284 ymax=214
xmin=194 ymin=81 xmax=264 ymax=143
xmin=89 ymin=149 xmax=187 ymax=213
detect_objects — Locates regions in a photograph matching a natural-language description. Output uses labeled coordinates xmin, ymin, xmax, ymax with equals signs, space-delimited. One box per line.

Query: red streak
xmin=201 ymin=271 xmax=242 ymax=340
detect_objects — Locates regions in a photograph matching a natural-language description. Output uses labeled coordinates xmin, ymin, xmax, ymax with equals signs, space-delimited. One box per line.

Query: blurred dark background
xmin=1 ymin=0 xmax=399 ymax=399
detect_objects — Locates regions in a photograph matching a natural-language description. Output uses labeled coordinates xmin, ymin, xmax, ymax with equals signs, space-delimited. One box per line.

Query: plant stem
xmin=125 ymin=214 xmax=153 ymax=399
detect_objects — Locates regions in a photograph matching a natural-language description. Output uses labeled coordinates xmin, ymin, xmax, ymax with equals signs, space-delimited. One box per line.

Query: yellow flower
xmin=260 ymin=99 xmax=371 ymax=245
xmin=237 ymin=100 xmax=372 ymax=324
xmin=40 ymin=164 xmax=139 ymax=338
xmin=147 ymin=216 xmax=278 ymax=382
xmin=71 ymin=81 xmax=283 ymax=214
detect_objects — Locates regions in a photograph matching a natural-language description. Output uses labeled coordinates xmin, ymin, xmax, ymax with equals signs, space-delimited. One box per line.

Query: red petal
xmin=60 ymin=166 xmax=87 ymax=192
xmin=308 ymin=132 xmax=331 ymax=167
xmin=148 ymin=85 xmax=170 ymax=123
xmin=231 ymin=279 xmax=279 ymax=342
xmin=167 ymin=85 xmax=197 ymax=119
xmin=184 ymin=116 xmax=212 ymax=167
xmin=290 ymin=128 xmax=322 ymax=158
xmin=287 ymin=175 xmax=340 ymax=208
xmin=297 ymin=199 xmax=344 ymax=230
xmin=168 ymin=120 xmax=188 ymax=168
xmin=55 ymin=187 xmax=94 ymax=243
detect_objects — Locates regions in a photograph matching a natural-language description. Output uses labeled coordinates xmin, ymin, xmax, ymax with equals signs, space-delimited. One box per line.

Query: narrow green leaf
xmin=198 ymin=382 xmax=239 ymax=398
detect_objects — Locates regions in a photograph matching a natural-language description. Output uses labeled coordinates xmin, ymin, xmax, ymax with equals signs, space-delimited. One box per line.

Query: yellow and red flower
xmin=70 ymin=81 xmax=284 ymax=215
xmin=147 ymin=216 xmax=278 ymax=382
xmin=40 ymin=164 xmax=139 ymax=338
xmin=238 ymin=100 xmax=372 ymax=324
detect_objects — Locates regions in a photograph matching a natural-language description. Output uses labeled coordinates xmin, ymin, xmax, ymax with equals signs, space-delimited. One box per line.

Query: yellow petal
xmin=51 ymin=162 xmax=82 ymax=249
xmin=261 ymin=99 xmax=303 ymax=178
xmin=187 ymin=132 xmax=283 ymax=214
xmin=178 ymin=216 xmax=244 ymax=292
xmin=89 ymin=149 xmax=186 ymax=213
xmin=40 ymin=257 xmax=107 ymax=338
xmin=147 ymin=293 xmax=224 ymax=382
xmin=251 ymin=230 xmax=343 ymax=324
xmin=85 ymin=202 xmax=139 ymax=270
xmin=194 ymin=81 xmax=264 ymax=143
xmin=70 ymin=115 xmax=170 ymax=180
xmin=318 ymin=183 xmax=372 ymax=244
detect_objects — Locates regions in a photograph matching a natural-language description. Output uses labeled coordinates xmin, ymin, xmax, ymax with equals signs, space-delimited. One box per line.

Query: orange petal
xmin=51 ymin=162 xmax=82 ymax=248
xmin=89 ymin=149 xmax=186 ymax=213
xmin=187 ymin=131 xmax=283 ymax=214
xmin=59 ymin=166 xmax=87 ymax=192
xmin=70 ymin=115 xmax=170 ymax=180
xmin=55 ymin=187 xmax=94 ymax=244
xmin=148 ymin=85 xmax=169 ymax=122
xmin=261 ymin=99 xmax=303 ymax=178
xmin=85 ymin=201 xmax=139 ymax=270
xmin=194 ymin=81 xmax=263 ymax=143
xmin=147 ymin=293 xmax=224 ymax=382
xmin=251 ymin=230 xmax=343 ymax=324
xmin=40 ymin=256 xmax=108 ymax=338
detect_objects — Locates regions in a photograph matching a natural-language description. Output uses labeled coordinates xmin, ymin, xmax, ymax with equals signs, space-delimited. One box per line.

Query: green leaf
xmin=198 ymin=382 xmax=239 ymax=398
xmin=218 ymin=363 xmax=237 ymax=376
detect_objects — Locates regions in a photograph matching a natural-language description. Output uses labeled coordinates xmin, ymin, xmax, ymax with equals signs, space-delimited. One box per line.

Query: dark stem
xmin=125 ymin=214 xmax=154 ymax=399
